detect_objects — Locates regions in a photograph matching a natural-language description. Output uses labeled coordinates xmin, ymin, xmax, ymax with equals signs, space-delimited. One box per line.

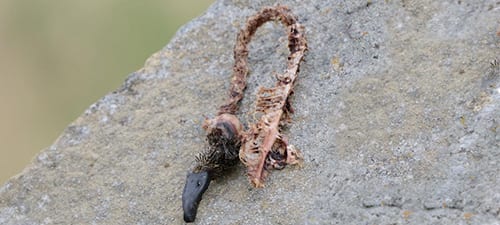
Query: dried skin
xmin=194 ymin=114 xmax=243 ymax=177
xmin=235 ymin=6 xmax=307 ymax=188
xmin=218 ymin=5 xmax=306 ymax=115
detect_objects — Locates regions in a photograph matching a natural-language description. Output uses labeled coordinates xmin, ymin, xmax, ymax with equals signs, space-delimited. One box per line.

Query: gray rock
xmin=1 ymin=0 xmax=499 ymax=224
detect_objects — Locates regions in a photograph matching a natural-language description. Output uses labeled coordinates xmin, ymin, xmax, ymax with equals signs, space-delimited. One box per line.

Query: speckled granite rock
xmin=1 ymin=0 xmax=499 ymax=224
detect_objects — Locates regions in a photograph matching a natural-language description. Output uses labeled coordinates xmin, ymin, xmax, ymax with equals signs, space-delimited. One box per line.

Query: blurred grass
xmin=0 ymin=0 xmax=214 ymax=184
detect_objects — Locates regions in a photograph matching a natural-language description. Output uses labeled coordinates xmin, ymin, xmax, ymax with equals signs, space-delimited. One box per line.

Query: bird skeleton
xmin=182 ymin=5 xmax=307 ymax=222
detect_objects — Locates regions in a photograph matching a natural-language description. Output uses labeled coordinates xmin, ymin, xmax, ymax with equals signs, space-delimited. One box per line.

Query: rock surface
xmin=1 ymin=0 xmax=499 ymax=224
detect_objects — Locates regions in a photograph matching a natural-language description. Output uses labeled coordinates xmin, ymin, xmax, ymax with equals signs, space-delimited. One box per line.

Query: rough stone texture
xmin=1 ymin=0 xmax=499 ymax=224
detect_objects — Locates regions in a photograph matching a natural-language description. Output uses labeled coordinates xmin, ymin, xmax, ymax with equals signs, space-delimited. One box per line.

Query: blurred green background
xmin=0 ymin=0 xmax=214 ymax=184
